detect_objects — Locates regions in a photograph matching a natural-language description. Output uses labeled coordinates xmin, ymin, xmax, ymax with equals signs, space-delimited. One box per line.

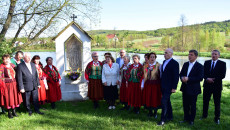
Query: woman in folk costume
xmin=142 ymin=52 xmax=161 ymax=118
xmin=0 ymin=54 xmax=23 ymax=118
xmin=85 ymin=52 xmax=103 ymax=109
xmin=31 ymin=55 xmax=48 ymax=105
xmin=43 ymin=57 xmax=61 ymax=109
xmin=119 ymin=56 xmax=131 ymax=110
xmin=143 ymin=53 xmax=149 ymax=66
xmin=102 ymin=55 xmax=120 ymax=110
xmin=126 ymin=54 xmax=144 ymax=114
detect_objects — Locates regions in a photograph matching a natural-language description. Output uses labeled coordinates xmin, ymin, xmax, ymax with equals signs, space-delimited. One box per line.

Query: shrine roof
xmin=53 ymin=21 xmax=92 ymax=40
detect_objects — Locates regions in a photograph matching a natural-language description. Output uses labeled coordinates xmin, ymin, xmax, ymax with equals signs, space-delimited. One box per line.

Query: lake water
xmin=26 ymin=51 xmax=230 ymax=81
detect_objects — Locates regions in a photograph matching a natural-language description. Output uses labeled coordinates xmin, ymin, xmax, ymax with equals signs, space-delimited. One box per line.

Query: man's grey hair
xmin=212 ymin=50 xmax=220 ymax=55
xmin=166 ymin=48 xmax=173 ymax=54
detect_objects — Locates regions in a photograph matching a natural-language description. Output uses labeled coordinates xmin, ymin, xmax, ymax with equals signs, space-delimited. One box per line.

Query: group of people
xmin=0 ymin=51 xmax=62 ymax=118
xmin=85 ymin=49 xmax=226 ymax=126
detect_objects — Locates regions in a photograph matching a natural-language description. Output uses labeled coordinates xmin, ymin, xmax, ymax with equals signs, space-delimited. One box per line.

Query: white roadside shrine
xmin=53 ymin=21 xmax=91 ymax=101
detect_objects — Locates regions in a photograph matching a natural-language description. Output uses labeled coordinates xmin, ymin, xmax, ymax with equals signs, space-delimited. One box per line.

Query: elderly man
xmin=201 ymin=50 xmax=226 ymax=124
xmin=116 ymin=49 xmax=126 ymax=68
xmin=158 ymin=48 xmax=179 ymax=126
xmin=17 ymin=53 xmax=44 ymax=116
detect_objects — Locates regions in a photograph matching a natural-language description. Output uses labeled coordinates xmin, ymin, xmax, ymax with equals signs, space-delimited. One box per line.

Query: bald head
xmin=164 ymin=48 xmax=173 ymax=60
xmin=24 ymin=52 xmax=31 ymax=63
xmin=120 ymin=49 xmax=126 ymax=58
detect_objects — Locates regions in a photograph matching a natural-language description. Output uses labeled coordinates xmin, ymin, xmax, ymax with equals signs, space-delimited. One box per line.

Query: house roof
xmin=52 ymin=21 xmax=92 ymax=40
xmin=106 ymin=34 xmax=116 ymax=39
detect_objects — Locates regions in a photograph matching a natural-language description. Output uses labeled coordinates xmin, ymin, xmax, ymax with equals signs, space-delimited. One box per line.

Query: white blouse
xmin=102 ymin=63 xmax=120 ymax=86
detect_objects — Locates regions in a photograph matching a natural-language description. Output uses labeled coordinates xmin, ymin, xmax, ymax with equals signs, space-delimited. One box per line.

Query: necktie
xmin=210 ymin=61 xmax=215 ymax=75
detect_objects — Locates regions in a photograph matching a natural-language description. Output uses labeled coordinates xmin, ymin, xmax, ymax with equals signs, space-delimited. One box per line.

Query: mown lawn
xmin=1 ymin=82 xmax=230 ymax=130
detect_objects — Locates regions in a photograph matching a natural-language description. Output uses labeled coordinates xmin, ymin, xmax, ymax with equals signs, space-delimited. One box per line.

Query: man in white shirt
xmin=179 ymin=50 xmax=204 ymax=125
xmin=116 ymin=49 xmax=126 ymax=68
xmin=17 ymin=53 xmax=44 ymax=116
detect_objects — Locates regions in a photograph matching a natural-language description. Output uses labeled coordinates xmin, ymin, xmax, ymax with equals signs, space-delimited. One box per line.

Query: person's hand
xmin=171 ymin=89 xmax=176 ymax=93
xmin=181 ymin=77 xmax=188 ymax=83
xmin=184 ymin=77 xmax=188 ymax=82
xmin=38 ymin=85 xmax=41 ymax=88
xmin=126 ymin=82 xmax=128 ymax=88
xmin=20 ymin=89 xmax=25 ymax=93
xmin=46 ymin=87 xmax=49 ymax=90
xmin=181 ymin=77 xmax=186 ymax=82
xmin=206 ymin=78 xmax=214 ymax=83
xmin=104 ymin=82 xmax=107 ymax=86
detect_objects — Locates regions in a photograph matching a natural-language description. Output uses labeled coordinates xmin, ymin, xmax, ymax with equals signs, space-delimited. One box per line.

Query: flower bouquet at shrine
xmin=66 ymin=68 xmax=82 ymax=81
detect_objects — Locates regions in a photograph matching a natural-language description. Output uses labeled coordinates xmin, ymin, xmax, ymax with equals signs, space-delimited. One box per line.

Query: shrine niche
xmin=64 ymin=34 xmax=82 ymax=71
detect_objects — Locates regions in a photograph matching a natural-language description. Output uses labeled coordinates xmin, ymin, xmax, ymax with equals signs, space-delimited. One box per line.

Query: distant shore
xmin=22 ymin=48 xmax=230 ymax=59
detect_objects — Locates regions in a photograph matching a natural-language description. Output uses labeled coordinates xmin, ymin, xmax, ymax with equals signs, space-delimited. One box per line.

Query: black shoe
xmin=8 ymin=110 xmax=13 ymax=119
xmin=12 ymin=109 xmax=18 ymax=117
xmin=51 ymin=102 xmax=56 ymax=109
xmin=157 ymin=121 xmax=165 ymax=126
xmin=135 ymin=111 xmax=140 ymax=114
xmin=36 ymin=111 xmax=44 ymax=115
xmin=126 ymin=106 xmax=131 ymax=111
xmin=189 ymin=121 xmax=194 ymax=125
xmin=1 ymin=107 xmax=6 ymax=114
xmin=215 ymin=119 xmax=220 ymax=125
xmin=147 ymin=112 xmax=153 ymax=117
xmin=29 ymin=111 xmax=32 ymax=116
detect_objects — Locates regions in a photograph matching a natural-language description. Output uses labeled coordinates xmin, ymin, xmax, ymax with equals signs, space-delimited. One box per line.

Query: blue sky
xmin=91 ymin=0 xmax=230 ymax=30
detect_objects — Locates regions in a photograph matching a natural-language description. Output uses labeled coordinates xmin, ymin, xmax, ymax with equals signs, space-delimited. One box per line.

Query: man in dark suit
xmin=201 ymin=50 xmax=226 ymax=124
xmin=158 ymin=48 xmax=179 ymax=126
xmin=179 ymin=50 xmax=204 ymax=125
xmin=17 ymin=53 xmax=44 ymax=116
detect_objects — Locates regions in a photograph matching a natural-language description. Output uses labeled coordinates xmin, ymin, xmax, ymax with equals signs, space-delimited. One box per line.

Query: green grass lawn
xmin=1 ymin=82 xmax=230 ymax=129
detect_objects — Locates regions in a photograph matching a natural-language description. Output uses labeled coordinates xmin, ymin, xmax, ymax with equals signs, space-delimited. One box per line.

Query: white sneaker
xmin=112 ymin=106 xmax=116 ymax=109
xmin=108 ymin=106 xmax=112 ymax=110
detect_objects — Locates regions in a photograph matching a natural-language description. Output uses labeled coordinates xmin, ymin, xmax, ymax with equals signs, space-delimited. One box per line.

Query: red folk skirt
xmin=46 ymin=81 xmax=62 ymax=102
xmin=128 ymin=81 xmax=142 ymax=107
xmin=0 ymin=82 xmax=23 ymax=109
xmin=120 ymin=80 xmax=128 ymax=103
xmin=38 ymin=79 xmax=47 ymax=102
xmin=142 ymin=80 xmax=161 ymax=108
xmin=88 ymin=78 xmax=103 ymax=101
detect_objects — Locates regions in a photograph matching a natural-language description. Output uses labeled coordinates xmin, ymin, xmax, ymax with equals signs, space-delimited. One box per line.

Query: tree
xmin=0 ymin=0 xmax=101 ymax=50
xmin=178 ymin=14 xmax=187 ymax=52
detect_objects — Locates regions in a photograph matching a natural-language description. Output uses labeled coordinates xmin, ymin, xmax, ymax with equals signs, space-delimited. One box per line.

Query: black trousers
xmin=23 ymin=89 xmax=39 ymax=112
xmin=160 ymin=93 xmax=172 ymax=122
xmin=203 ymin=86 xmax=221 ymax=120
xmin=183 ymin=93 xmax=198 ymax=122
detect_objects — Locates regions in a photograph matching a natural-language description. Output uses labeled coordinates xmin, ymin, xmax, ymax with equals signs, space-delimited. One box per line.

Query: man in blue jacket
xmin=116 ymin=49 xmax=126 ymax=68
xmin=158 ymin=48 xmax=179 ymax=126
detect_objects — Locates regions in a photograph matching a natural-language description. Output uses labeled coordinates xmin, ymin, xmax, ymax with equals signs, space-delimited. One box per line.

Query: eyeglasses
xmin=93 ymin=56 xmax=98 ymax=57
